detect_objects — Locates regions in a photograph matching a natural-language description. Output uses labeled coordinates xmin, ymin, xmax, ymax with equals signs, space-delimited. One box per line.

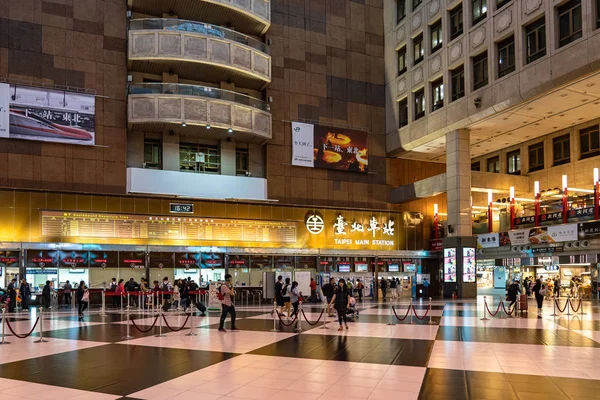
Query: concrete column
xmin=127 ymin=131 xmax=144 ymax=168
xmin=162 ymin=131 xmax=180 ymax=171
xmin=445 ymin=129 xmax=472 ymax=237
xmin=248 ymin=144 xmax=264 ymax=178
xmin=220 ymin=139 xmax=236 ymax=176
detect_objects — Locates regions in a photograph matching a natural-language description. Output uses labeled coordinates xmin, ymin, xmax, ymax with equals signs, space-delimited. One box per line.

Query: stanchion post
xmin=122 ymin=301 xmax=134 ymax=340
xmin=427 ymin=297 xmax=436 ymax=325
xmin=409 ymin=299 xmax=414 ymax=325
xmin=34 ymin=307 xmax=48 ymax=343
xmin=566 ymin=295 xmax=571 ymax=316
xmin=101 ymin=290 xmax=106 ymax=317
xmin=514 ymin=295 xmax=519 ymax=319
xmin=579 ymin=298 xmax=587 ymax=316
xmin=120 ymin=293 xmax=123 ymax=313
xmin=480 ymin=295 xmax=489 ymax=321
xmin=498 ymin=296 xmax=506 ymax=319
xmin=550 ymin=295 xmax=558 ymax=317
xmin=296 ymin=302 xmax=303 ymax=333
xmin=319 ymin=300 xmax=329 ymax=330
xmin=270 ymin=300 xmax=279 ymax=332
xmin=185 ymin=306 xmax=197 ymax=336
xmin=0 ymin=307 xmax=10 ymax=345
xmin=155 ymin=307 xmax=166 ymax=337
xmin=387 ymin=304 xmax=396 ymax=326
xmin=126 ymin=292 xmax=130 ymax=310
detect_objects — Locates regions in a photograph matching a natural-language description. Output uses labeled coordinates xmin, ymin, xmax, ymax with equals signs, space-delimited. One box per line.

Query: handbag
xmin=82 ymin=291 xmax=90 ymax=302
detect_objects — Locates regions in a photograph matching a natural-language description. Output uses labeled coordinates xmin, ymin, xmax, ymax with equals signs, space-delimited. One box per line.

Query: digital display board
xmin=175 ymin=253 xmax=201 ymax=268
xmin=89 ymin=251 xmax=119 ymax=268
xmin=444 ymin=248 xmax=457 ymax=282
xmin=119 ymin=252 xmax=146 ymax=268
xmin=355 ymin=263 xmax=368 ymax=272
xmin=26 ymin=250 xmax=59 ymax=268
xmin=59 ymin=250 xmax=89 ymax=268
xmin=41 ymin=211 xmax=297 ymax=243
xmin=338 ymin=263 xmax=351 ymax=272
xmin=388 ymin=264 xmax=399 ymax=272
xmin=0 ymin=251 xmax=19 ymax=269
xmin=463 ymin=248 xmax=476 ymax=283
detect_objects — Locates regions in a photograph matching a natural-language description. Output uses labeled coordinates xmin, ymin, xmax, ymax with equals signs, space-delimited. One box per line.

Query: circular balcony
xmin=128 ymin=83 xmax=272 ymax=143
xmin=129 ymin=0 xmax=270 ymax=37
xmin=128 ymin=19 xmax=271 ymax=90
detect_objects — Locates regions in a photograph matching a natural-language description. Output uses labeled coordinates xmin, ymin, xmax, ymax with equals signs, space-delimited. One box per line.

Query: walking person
xmin=77 ymin=281 xmax=89 ymax=319
xmin=272 ymin=275 xmax=284 ymax=316
xmin=282 ymin=277 xmax=292 ymax=320
xmin=116 ymin=279 xmax=126 ymax=309
xmin=42 ymin=281 xmax=52 ymax=310
xmin=218 ymin=274 xmax=238 ymax=332
xmin=19 ymin=279 xmax=30 ymax=311
xmin=330 ymin=278 xmax=351 ymax=331
xmin=309 ymin=278 xmax=317 ymax=302
xmin=423 ymin=278 xmax=429 ymax=298
xmin=554 ymin=277 xmax=561 ymax=298
xmin=380 ymin=278 xmax=388 ymax=300
xmin=7 ymin=278 xmax=16 ymax=313
xmin=290 ymin=281 xmax=301 ymax=319
xmin=180 ymin=279 xmax=190 ymax=312
xmin=390 ymin=278 xmax=397 ymax=299
xmin=356 ymin=279 xmax=364 ymax=301
xmin=63 ymin=280 xmax=72 ymax=308
xmin=507 ymin=279 xmax=521 ymax=313
xmin=533 ymin=278 xmax=545 ymax=318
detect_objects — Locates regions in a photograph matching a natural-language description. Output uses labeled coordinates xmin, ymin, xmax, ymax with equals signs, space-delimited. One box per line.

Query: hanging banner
xmin=579 ymin=220 xmax=600 ymax=239
xmin=0 ymin=83 xmax=9 ymax=138
xmin=508 ymin=224 xmax=578 ymax=245
xmin=291 ymin=122 xmax=314 ymax=168
xmin=477 ymin=233 xmax=500 ymax=248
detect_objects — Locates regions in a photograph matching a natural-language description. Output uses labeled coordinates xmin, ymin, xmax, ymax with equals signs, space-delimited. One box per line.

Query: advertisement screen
xmin=388 ymin=264 xmax=399 ymax=272
xmin=355 ymin=263 xmax=368 ymax=272
xmin=0 ymin=84 xmax=95 ymax=145
xmin=26 ymin=250 xmax=60 ymax=268
xmin=201 ymin=253 xmax=223 ymax=268
xmin=89 ymin=251 xmax=118 ymax=268
xmin=175 ymin=253 xmax=201 ymax=268
xmin=463 ymin=247 xmax=476 ymax=283
xmin=338 ymin=263 xmax=351 ymax=272
xmin=59 ymin=251 xmax=89 ymax=268
xmin=444 ymin=248 xmax=457 ymax=282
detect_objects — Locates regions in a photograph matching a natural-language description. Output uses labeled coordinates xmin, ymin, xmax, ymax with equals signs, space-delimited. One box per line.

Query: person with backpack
xmin=7 ymin=278 xmax=16 ymax=313
xmin=42 ymin=281 xmax=52 ymax=310
xmin=533 ymin=278 xmax=545 ymax=318
xmin=356 ymin=279 xmax=364 ymax=301
xmin=380 ymin=278 xmax=388 ymax=300
xmin=218 ymin=274 xmax=238 ymax=332
xmin=109 ymin=278 xmax=118 ymax=308
xmin=330 ymin=278 xmax=351 ymax=331
xmin=322 ymin=277 xmax=336 ymax=317
xmin=161 ymin=277 xmax=172 ymax=312
xmin=180 ymin=279 xmax=190 ymax=312
xmin=281 ymin=277 xmax=292 ymax=320
xmin=272 ymin=275 xmax=284 ymax=316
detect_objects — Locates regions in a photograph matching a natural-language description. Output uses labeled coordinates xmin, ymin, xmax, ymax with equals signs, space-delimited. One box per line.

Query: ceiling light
xmin=206 ymin=125 xmax=211 ymax=129
xmin=228 ymin=128 xmax=233 ymax=133
xmin=181 ymin=122 xmax=186 ymax=127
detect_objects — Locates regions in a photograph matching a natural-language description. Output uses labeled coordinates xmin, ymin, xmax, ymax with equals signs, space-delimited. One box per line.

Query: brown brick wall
xmin=265 ymin=0 xmax=443 ymax=213
xmin=0 ymin=0 xmax=127 ymax=194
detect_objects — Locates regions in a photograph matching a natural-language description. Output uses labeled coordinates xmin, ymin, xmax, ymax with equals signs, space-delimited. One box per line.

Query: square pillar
xmin=445 ymin=129 xmax=472 ymax=237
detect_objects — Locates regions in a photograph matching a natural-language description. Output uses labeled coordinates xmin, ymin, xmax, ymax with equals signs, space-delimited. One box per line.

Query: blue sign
xmin=26 ymin=268 xmax=58 ymax=275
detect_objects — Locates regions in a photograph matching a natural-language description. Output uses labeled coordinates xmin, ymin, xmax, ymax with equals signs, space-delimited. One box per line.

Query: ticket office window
xmin=26 ymin=269 xmax=58 ymax=294
xmin=58 ymin=268 xmax=90 ymax=288
xmin=174 ymin=268 xmax=201 ymax=284
xmin=89 ymin=268 xmax=120 ymax=289
xmin=202 ymin=268 xmax=225 ymax=283
xmin=149 ymin=268 xmax=172 ymax=285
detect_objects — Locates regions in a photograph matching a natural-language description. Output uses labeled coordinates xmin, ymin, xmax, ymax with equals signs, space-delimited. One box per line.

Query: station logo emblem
xmin=305 ymin=214 xmax=325 ymax=234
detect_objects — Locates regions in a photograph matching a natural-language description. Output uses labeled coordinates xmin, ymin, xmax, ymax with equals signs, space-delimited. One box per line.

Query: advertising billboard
xmin=0 ymin=84 xmax=95 ymax=145
xmin=508 ymin=225 xmax=578 ymax=245
xmin=291 ymin=122 xmax=368 ymax=173
xmin=444 ymin=248 xmax=456 ymax=282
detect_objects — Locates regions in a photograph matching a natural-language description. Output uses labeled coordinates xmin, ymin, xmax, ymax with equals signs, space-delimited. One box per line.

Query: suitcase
xmin=519 ymin=294 xmax=528 ymax=312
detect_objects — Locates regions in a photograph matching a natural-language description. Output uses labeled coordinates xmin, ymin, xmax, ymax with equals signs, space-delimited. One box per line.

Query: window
xmin=397 ymin=46 xmax=407 ymax=76
xmin=414 ymin=89 xmax=425 ymax=120
xmin=144 ymin=138 xmax=161 ymax=169
xmin=507 ymin=150 xmax=521 ymax=175
xmin=179 ymin=143 xmax=220 ymax=173
xmin=497 ymin=36 xmax=515 ymax=78
xmin=472 ymin=0 xmax=487 ymax=25
xmin=525 ymin=18 xmax=546 ymax=64
xmin=431 ymin=78 xmax=444 ymax=111
xmin=451 ymin=66 xmax=465 ymax=101
xmin=397 ymin=0 xmax=406 ymax=23
xmin=430 ymin=20 xmax=443 ymax=53
xmin=413 ymin=0 xmax=422 ymax=11
xmin=487 ymin=156 xmax=500 ymax=173
xmin=399 ymin=98 xmax=409 ymax=128
xmin=597 ymin=0 xmax=600 ymax=28
xmin=450 ymin=4 xmax=464 ymax=40
xmin=580 ymin=125 xmax=600 ymax=159
xmin=528 ymin=142 xmax=544 ymax=172
xmin=471 ymin=161 xmax=481 ymax=171
xmin=497 ymin=0 xmax=511 ymax=10
xmin=472 ymin=51 xmax=488 ymax=90
xmin=558 ymin=0 xmax=582 ymax=47
xmin=553 ymin=134 xmax=571 ymax=166
xmin=236 ymin=148 xmax=249 ymax=176
xmin=413 ymin=34 xmax=424 ymax=65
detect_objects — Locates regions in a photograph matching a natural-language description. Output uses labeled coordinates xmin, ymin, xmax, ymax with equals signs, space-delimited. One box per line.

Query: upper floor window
xmin=471 ymin=161 xmax=481 ymax=171
xmin=528 ymin=142 xmax=544 ymax=172
xmin=413 ymin=0 xmax=423 ymax=11
xmin=236 ymin=148 xmax=249 ymax=176
xmin=430 ymin=20 xmax=443 ymax=53
xmin=525 ymin=18 xmax=546 ymax=64
xmin=507 ymin=149 xmax=521 ymax=175
xmin=497 ymin=35 xmax=515 ymax=78
xmin=497 ymin=0 xmax=511 ymax=10
xmin=597 ymin=0 xmax=600 ymax=28
xmin=399 ymin=98 xmax=409 ymax=128
xmin=397 ymin=0 xmax=406 ymax=23
xmin=413 ymin=34 xmax=424 ymax=65
xmin=580 ymin=125 xmax=600 ymax=159
xmin=472 ymin=0 xmax=487 ymax=25
xmin=558 ymin=0 xmax=582 ymax=48
xmin=414 ymin=89 xmax=425 ymax=120
xmin=487 ymin=156 xmax=500 ymax=173
xmin=180 ymin=143 xmax=220 ymax=173
xmin=451 ymin=65 xmax=465 ymax=101
xmin=431 ymin=78 xmax=444 ymax=111
xmin=553 ymin=134 xmax=571 ymax=166
xmin=450 ymin=4 xmax=464 ymax=40
xmin=472 ymin=51 xmax=488 ymax=90
xmin=144 ymin=138 xmax=162 ymax=169
xmin=398 ymin=46 xmax=407 ymax=76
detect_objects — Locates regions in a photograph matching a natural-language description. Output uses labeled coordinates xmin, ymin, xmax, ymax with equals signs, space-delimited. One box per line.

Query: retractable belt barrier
xmin=481 ymin=295 xmax=519 ymax=320
xmin=391 ymin=298 xmax=436 ymax=325
xmin=552 ymin=295 xmax=586 ymax=316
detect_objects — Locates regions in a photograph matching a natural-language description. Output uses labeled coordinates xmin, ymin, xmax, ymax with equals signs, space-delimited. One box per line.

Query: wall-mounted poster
xmin=444 ymin=248 xmax=457 ymax=282
xmin=463 ymin=248 xmax=476 ymax=283
xmin=291 ymin=122 xmax=368 ymax=173
xmin=0 ymin=84 xmax=95 ymax=145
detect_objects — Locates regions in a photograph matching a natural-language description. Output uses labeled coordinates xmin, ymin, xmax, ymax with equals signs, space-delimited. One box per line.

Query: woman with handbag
xmin=77 ymin=281 xmax=89 ymax=319
xmin=533 ymin=278 xmax=545 ymax=318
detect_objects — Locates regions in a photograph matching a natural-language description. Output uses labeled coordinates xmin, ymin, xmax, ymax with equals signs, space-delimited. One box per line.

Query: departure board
xmin=41 ymin=211 xmax=298 ymax=243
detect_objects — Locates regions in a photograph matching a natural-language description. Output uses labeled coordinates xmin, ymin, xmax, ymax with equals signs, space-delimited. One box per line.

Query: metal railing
xmin=129 ymin=19 xmax=269 ymax=54
xmin=129 ymin=83 xmax=270 ymax=112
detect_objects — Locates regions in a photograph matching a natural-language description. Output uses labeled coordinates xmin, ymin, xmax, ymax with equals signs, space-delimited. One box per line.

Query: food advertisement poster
xmin=508 ymin=225 xmax=578 ymax=245
xmin=463 ymin=248 xmax=476 ymax=283
xmin=0 ymin=84 xmax=95 ymax=145
xmin=444 ymin=248 xmax=456 ymax=282
xmin=291 ymin=122 xmax=368 ymax=173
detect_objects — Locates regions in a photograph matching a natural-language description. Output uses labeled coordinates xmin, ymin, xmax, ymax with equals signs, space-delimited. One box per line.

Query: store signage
xmin=579 ymin=220 xmax=600 ymax=239
xmin=568 ymin=207 xmax=595 ymax=219
xmin=175 ymin=253 xmax=200 ymax=268
xmin=508 ymin=224 xmax=578 ymax=245
xmin=119 ymin=252 xmax=146 ymax=269
xmin=306 ymin=214 xmax=325 ymax=234
xmin=0 ymin=84 xmax=95 ymax=145
xmin=531 ymin=245 xmax=564 ymax=254
xmin=430 ymin=239 xmax=443 ymax=251
xmin=545 ymin=265 xmax=560 ymax=271
xmin=291 ymin=122 xmax=368 ymax=173
xmin=388 ymin=264 xmax=400 ymax=272
xmin=27 ymin=250 xmax=59 ymax=268
xmin=59 ymin=251 xmax=88 ymax=268
xmin=514 ymin=216 xmax=535 ymax=226
xmin=540 ymin=212 xmax=563 ymax=223
xmin=170 ymin=203 xmax=194 ymax=214
xmin=477 ymin=233 xmax=500 ymax=248
xmin=329 ymin=214 xmax=395 ymax=246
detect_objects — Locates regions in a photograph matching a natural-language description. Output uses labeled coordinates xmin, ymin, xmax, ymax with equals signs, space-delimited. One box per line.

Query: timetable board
xmin=41 ymin=211 xmax=298 ymax=243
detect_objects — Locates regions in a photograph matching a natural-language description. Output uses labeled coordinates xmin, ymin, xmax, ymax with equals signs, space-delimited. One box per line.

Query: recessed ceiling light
xmin=206 ymin=125 xmax=211 ymax=129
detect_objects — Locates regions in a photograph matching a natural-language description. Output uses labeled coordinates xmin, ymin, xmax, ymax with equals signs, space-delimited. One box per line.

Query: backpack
xmin=217 ymin=285 xmax=225 ymax=301
xmin=281 ymin=285 xmax=288 ymax=296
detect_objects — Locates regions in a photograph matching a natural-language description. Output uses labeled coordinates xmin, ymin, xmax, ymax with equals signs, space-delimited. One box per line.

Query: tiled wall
xmin=0 ymin=0 xmax=128 ymax=194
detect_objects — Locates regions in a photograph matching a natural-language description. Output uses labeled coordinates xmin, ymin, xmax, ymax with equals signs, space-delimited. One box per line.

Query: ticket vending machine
xmin=442 ymin=237 xmax=477 ymax=298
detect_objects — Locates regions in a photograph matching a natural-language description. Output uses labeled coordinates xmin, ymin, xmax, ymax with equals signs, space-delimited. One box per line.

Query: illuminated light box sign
xmin=403 ymin=263 xmax=416 ymax=272
xmin=444 ymin=248 xmax=457 ymax=282
xmin=388 ymin=264 xmax=399 ymax=272
xmin=27 ymin=250 xmax=59 ymax=268
xmin=59 ymin=251 xmax=89 ymax=268
xmin=41 ymin=211 xmax=297 ymax=243
xmin=355 ymin=263 xmax=368 ymax=272
xmin=119 ymin=252 xmax=146 ymax=268
xmin=463 ymin=248 xmax=476 ymax=283
xmin=0 ymin=251 xmax=19 ymax=269
xmin=89 ymin=251 xmax=118 ymax=268
xmin=27 ymin=268 xmax=58 ymax=275
xmin=337 ymin=263 xmax=351 ymax=272
xmin=176 ymin=253 xmax=201 ymax=268
xmin=201 ymin=253 xmax=222 ymax=268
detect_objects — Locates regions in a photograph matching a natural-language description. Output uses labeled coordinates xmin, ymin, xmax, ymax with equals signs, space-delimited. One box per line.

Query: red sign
xmin=430 ymin=239 xmax=443 ymax=251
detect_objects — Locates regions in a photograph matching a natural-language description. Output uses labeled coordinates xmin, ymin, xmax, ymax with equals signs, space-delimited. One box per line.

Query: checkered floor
xmin=1 ymin=297 xmax=600 ymax=399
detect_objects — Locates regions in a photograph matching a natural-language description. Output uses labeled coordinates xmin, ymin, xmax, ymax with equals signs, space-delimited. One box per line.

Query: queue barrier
xmin=0 ymin=307 xmax=48 ymax=344
xmin=551 ymin=295 xmax=586 ymax=317
xmin=480 ymin=295 xmax=518 ymax=320
xmin=103 ymin=290 xmax=209 ymax=316
xmin=389 ymin=298 xmax=436 ymax=325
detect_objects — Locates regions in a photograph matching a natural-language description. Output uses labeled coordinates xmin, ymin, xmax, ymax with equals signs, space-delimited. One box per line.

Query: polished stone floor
xmin=1 ymin=296 xmax=600 ymax=399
